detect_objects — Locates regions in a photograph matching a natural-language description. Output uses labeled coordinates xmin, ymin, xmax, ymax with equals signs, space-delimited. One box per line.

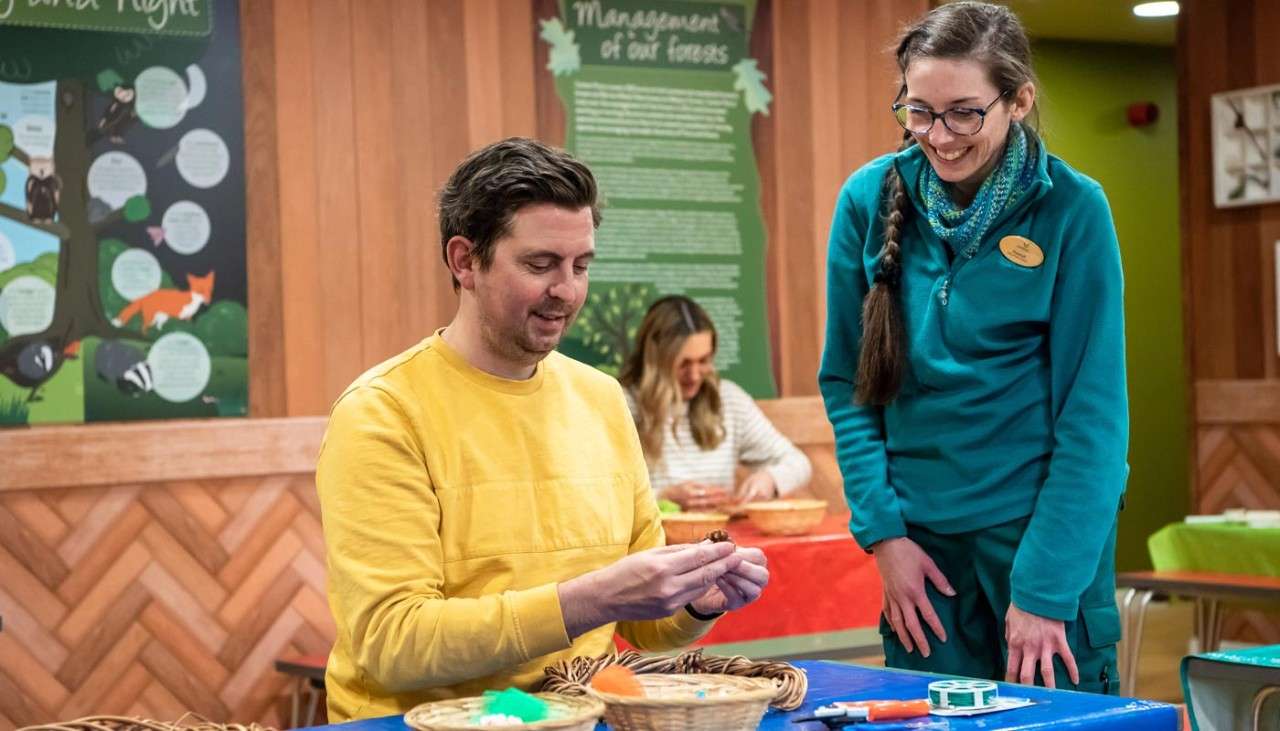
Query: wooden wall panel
xmin=1181 ymin=0 xmax=1280 ymax=644
xmin=240 ymin=0 xmax=924 ymax=413
xmin=1181 ymin=0 xmax=1280 ymax=501
xmin=0 ymin=476 xmax=331 ymax=728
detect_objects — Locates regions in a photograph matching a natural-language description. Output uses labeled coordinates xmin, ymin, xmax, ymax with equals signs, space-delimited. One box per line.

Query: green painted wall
xmin=1033 ymin=40 xmax=1188 ymax=571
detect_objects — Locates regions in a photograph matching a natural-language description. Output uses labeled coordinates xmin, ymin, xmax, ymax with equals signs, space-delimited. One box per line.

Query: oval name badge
xmin=998 ymin=235 xmax=1044 ymax=268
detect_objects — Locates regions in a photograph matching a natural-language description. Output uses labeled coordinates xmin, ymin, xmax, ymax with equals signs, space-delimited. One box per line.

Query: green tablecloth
xmin=1148 ymin=523 xmax=1280 ymax=576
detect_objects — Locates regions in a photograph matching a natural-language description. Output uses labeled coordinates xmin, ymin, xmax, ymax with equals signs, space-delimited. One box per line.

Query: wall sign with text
xmin=539 ymin=0 xmax=777 ymax=397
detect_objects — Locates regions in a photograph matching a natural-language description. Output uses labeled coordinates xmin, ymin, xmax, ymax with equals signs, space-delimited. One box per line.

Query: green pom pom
xmin=0 ymin=125 xmax=13 ymax=160
xmin=481 ymin=688 xmax=550 ymax=723
xmin=98 ymin=68 xmax=125 ymax=92
xmin=658 ymin=499 xmax=682 ymax=514
xmin=123 ymin=195 xmax=151 ymax=222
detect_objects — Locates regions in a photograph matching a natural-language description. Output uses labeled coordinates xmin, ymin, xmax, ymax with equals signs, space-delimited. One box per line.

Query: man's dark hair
xmin=438 ymin=137 xmax=602 ymax=290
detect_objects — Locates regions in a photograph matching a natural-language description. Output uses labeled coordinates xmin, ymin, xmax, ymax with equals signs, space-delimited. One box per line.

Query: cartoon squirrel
xmin=25 ymin=157 xmax=62 ymax=224
xmin=112 ymin=271 xmax=215 ymax=333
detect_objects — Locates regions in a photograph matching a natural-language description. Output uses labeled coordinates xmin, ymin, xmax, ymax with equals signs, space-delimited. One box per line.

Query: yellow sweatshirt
xmin=316 ymin=333 xmax=715 ymax=721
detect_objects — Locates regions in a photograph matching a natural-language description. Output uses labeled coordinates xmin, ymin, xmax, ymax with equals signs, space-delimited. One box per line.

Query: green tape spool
xmin=928 ymin=679 xmax=998 ymax=709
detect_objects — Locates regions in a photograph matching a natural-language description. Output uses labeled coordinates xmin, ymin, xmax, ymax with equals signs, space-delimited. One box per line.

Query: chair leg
xmin=289 ymin=677 xmax=302 ymax=729
xmin=1250 ymin=685 xmax=1279 ymax=731
xmin=304 ymin=683 xmax=322 ymax=727
xmin=1123 ymin=590 xmax=1154 ymax=697
xmin=1119 ymin=588 xmax=1137 ymax=694
xmin=1194 ymin=598 xmax=1223 ymax=654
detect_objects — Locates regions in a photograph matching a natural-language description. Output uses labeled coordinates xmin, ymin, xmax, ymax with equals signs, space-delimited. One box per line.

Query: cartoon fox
xmin=113 ymin=271 xmax=215 ymax=332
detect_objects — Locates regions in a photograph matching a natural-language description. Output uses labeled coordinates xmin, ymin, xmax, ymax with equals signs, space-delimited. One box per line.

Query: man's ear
xmin=446 ymin=235 xmax=477 ymax=290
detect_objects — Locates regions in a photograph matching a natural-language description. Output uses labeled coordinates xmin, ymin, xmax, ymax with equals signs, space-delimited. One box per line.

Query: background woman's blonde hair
xmin=619 ymin=296 xmax=725 ymax=463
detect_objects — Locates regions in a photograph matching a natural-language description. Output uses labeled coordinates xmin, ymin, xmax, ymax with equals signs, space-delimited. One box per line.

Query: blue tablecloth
xmin=311 ymin=660 xmax=1178 ymax=730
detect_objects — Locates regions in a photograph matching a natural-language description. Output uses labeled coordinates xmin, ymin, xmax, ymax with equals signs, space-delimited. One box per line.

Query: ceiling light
xmin=1133 ymin=1 xmax=1179 ymax=17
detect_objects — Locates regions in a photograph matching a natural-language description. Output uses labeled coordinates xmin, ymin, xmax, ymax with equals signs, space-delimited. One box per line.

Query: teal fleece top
xmin=818 ymin=142 xmax=1129 ymax=621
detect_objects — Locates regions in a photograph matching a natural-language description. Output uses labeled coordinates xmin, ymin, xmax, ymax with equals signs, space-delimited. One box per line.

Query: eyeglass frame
xmin=891 ymin=89 xmax=1011 ymax=136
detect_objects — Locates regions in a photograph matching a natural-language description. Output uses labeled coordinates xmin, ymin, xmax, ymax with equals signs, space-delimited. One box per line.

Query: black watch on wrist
xmin=684 ymin=603 xmax=724 ymax=621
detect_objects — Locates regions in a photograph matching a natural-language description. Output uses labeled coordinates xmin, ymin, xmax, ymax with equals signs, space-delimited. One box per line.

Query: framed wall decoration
xmin=1212 ymin=82 xmax=1280 ymax=208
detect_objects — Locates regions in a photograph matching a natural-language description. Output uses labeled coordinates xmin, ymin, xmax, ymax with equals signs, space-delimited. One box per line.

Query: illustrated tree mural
xmin=0 ymin=24 xmax=209 ymax=399
xmin=571 ymin=283 xmax=656 ymax=375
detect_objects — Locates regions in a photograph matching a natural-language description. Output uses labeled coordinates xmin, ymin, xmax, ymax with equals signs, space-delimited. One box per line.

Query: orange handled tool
xmin=858 ymin=700 xmax=931 ymax=721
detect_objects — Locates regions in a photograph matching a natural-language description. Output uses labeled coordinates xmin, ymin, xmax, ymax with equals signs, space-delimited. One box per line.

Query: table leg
xmin=1250 ymin=685 xmax=1278 ymax=731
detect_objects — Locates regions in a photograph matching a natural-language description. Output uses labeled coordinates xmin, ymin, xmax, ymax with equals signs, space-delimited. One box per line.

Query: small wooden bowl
xmin=404 ymin=692 xmax=603 ymax=730
xmin=590 ymin=673 xmax=777 ymax=731
xmin=742 ymin=499 xmax=827 ymax=536
xmin=661 ymin=512 xmax=730 ymax=544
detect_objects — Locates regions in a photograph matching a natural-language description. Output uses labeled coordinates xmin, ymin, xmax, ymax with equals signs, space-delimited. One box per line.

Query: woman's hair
xmin=857 ymin=1 xmax=1040 ymax=405
xmin=619 ymin=295 xmax=726 ymax=463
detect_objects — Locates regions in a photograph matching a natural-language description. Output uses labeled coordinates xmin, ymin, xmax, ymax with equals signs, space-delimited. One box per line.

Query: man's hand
xmin=558 ymin=541 xmax=741 ymax=639
xmin=1004 ymin=603 xmax=1079 ymax=689
xmin=872 ymin=537 xmax=956 ymax=658
xmin=689 ymin=546 xmax=769 ymax=615
xmin=663 ymin=482 xmax=731 ymax=511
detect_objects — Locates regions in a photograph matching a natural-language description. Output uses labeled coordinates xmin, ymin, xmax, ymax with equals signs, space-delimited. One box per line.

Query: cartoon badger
xmin=94 ymin=340 xmax=154 ymax=396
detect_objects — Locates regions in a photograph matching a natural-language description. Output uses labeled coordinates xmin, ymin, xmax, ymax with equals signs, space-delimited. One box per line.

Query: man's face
xmin=469 ymin=203 xmax=595 ymax=370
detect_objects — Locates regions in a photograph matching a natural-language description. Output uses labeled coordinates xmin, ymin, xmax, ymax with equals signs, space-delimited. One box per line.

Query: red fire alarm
xmin=1127 ymin=102 xmax=1160 ymax=127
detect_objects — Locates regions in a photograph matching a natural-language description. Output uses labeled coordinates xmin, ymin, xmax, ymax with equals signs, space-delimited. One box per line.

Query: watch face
xmin=1212 ymin=83 xmax=1280 ymax=208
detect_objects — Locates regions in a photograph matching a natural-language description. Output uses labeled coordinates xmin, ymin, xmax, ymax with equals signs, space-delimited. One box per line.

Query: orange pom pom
xmin=590 ymin=665 xmax=645 ymax=697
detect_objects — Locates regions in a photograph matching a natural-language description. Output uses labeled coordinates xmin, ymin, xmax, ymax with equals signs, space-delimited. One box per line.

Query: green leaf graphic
xmin=732 ymin=58 xmax=772 ymax=116
xmin=539 ymin=17 xmax=581 ymax=77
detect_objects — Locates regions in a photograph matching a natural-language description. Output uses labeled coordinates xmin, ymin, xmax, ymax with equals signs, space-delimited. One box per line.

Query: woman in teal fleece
xmin=819 ymin=2 xmax=1128 ymax=693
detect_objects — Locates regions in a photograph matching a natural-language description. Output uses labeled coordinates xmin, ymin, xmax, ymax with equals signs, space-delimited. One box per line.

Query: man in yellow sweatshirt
xmin=316 ymin=137 xmax=770 ymax=721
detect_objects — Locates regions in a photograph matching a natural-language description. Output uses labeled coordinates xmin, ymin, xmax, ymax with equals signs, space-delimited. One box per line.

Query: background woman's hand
xmin=871 ymin=537 xmax=956 ymax=657
xmin=663 ymin=482 xmax=731 ymax=511
xmin=733 ymin=471 xmax=779 ymax=506
xmin=1004 ymin=603 xmax=1079 ymax=689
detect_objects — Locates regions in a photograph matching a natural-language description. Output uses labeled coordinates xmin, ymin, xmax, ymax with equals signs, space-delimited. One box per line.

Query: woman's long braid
xmin=855 ymin=135 xmax=912 ymax=406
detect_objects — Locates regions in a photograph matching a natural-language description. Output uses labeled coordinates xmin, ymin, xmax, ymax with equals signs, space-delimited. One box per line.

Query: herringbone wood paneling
xmin=1195 ymin=425 xmax=1280 ymax=645
xmin=0 ymin=477 xmax=334 ymax=730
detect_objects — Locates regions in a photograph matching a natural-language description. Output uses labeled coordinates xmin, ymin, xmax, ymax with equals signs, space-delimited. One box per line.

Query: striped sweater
xmin=626 ymin=379 xmax=812 ymax=496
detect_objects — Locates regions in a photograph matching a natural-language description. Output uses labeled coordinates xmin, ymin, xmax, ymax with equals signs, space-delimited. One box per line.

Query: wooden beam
xmin=1196 ymin=380 xmax=1280 ymax=424
xmin=0 ymin=418 xmax=327 ymax=492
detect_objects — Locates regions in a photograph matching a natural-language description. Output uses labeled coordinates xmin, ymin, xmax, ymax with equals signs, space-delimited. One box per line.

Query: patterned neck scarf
xmin=919 ymin=122 xmax=1038 ymax=260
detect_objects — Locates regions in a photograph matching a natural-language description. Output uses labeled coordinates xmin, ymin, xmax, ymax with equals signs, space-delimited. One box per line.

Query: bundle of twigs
xmin=540 ymin=648 xmax=807 ymax=711
xmin=18 ymin=715 xmax=276 ymax=731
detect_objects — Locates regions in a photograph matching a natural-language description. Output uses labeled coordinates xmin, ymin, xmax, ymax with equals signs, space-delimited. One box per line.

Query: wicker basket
xmin=591 ymin=673 xmax=776 ymax=731
xmin=660 ymin=512 xmax=730 ymax=544
xmin=742 ymin=499 xmax=827 ymax=536
xmin=404 ymin=693 xmax=603 ymax=731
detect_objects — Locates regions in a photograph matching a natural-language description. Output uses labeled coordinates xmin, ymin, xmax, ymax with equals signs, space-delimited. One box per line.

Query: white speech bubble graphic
xmin=88 ymin=152 xmax=147 ymax=209
xmin=13 ymin=115 xmax=55 ymax=157
xmin=0 ymin=231 xmax=14 ymax=273
xmin=160 ymin=201 xmax=211 ymax=255
xmin=0 ymin=275 xmax=56 ymax=336
xmin=111 ymin=248 xmax=163 ymax=301
xmin=175 ymin=129 xmax=229 ymax=189
xmin=181 ymin=64 xmax=207 ymax=111
xmin=135 ymin=66 xmax=188 ymax=129
xmin=148 ymin=331 xmax=212 ymax=403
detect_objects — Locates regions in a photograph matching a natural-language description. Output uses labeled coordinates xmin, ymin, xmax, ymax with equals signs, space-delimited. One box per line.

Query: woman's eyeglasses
xmin=891 ymin=91 xmax=1010 ymax=136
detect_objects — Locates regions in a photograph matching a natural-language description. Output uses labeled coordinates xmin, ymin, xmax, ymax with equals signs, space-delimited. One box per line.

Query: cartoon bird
xmin=0 ymin=340 xmax=74 ymax=401
xmin=94 ymin=340 xmax=154 ymax=397
xmin=98 ymin=84 xmax=137 ymax=144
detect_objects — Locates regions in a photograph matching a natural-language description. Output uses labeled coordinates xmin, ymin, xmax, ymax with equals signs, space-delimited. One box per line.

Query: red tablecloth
xmin=690 ymin=514 xmax=882 ymax=645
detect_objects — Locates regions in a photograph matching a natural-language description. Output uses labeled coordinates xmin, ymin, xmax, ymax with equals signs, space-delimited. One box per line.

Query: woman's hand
xmin=872 ymin=537 xmax=956 ymax=657
xmin=733 ymin=471 xmax=780 ymax=505
xmin=663 ymin=482 xmax=731 ymax=511
xmin=1004 ymin=603 xmax=1079 ymax=689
